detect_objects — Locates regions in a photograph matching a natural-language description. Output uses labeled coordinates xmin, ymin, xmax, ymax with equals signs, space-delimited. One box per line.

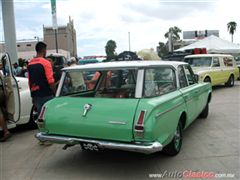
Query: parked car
xmin=0 ymin=53 xmax=36 ymax=131
xmin=36 ymin=61 xmax=212 ymax=155
xmin=78 ymin=59 xmax=99 ymax=65
xmin=46 ymin=53 xmax=68 ymax=67
xmin=184 ymin=54 xmax=239 ymax=87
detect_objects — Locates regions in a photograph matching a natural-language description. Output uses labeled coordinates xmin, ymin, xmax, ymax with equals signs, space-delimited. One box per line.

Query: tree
xmin=227 ymin=21 xmax=237 ymax=42
xmin=105 ymin=40 xmax=117 ymax=61
xmin=164 ymin=26 xmax=182 ymax=41
xmin=157 ymin=42 xmax=168 ymax=58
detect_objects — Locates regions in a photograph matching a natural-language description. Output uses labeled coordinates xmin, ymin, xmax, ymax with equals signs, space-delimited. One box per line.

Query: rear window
xmin=223 ymin=57 xmax=233 ymax=67
xmin=60 ymin=69 xmax=137 ymax=98
xmin=184 ymin=57 xmax=212 ymax=67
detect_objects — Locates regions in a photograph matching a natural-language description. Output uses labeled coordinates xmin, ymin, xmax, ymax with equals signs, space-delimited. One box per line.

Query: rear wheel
xmin=225 ymin=75 xmax=234 ymax=87
xmin=199 ymin=103 xmax=209 ymax=119
xmin=163 ymin=121 xmax=183 ymax=156
xmin=204 ymin=77 xmax=211 ymax=83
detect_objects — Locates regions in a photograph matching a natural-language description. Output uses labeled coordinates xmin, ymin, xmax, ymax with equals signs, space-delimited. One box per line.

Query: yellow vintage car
xmin=184 ymin=54 xmax=239 ymax=87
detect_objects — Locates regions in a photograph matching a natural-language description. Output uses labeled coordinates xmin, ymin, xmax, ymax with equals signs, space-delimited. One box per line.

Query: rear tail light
xmin=38 ymin=106 xmax=46 ymax=128
xmin=134 ymin=110 xmax=146 ymax=137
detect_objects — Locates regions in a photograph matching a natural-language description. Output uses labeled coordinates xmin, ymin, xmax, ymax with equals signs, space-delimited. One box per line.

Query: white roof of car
xmin=47 ymin=53 xmax=65 ymax=57
xmin=63 ymin=60 xmax=187 ymax=71
xmin=185 ymin=54 xmax=234 ymax=58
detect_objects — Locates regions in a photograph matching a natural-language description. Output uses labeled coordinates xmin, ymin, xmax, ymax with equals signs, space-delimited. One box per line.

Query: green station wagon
xmin=36 ymin=61 xmax=212 ymax=155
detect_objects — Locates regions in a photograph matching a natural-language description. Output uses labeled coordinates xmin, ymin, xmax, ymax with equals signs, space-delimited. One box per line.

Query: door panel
xmin=178 ymin=65 xmax=200 ymax=125
xmin=1 ymin=53 xmax=20 ymax=122
xmin=210 ymin=67 xmax=222 ymax=85
xmin=179 ymin=85 xmax=200 ymax=124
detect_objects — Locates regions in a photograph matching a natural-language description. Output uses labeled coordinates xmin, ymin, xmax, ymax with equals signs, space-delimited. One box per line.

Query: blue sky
xmin=1 ymin=0 xmax=239 ymax=57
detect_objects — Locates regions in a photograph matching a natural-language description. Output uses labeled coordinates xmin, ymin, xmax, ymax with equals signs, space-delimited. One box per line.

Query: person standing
xmin=27 ymin=42 xmax=55 ymax=116
xmin=0 ymin=69 xmax=11 ymax=142
xmin=13 ymin=62 xmax=22 ymax=76
xmin=0 ymin=108 xmax=11 ymax=142
xmin=68 ymin=57 xmax=86 ymax=91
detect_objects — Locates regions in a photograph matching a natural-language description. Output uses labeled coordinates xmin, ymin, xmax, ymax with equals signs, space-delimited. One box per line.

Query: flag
xmin=51 ymin=0 xmax=58 ymax=29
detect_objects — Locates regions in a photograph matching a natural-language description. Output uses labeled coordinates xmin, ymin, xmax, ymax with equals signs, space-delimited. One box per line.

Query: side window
xmin=212 ymin=57 xmax=220 ymax=67
xmin=183 ymin=65 xmax=196 ymax=85
xmin=144 ymin=67 xmax=177 ymax=97
xmin=178 ymin=66 xmax=188 ymax=88
xmin=223 ymin=57 xmax=233 ymax=67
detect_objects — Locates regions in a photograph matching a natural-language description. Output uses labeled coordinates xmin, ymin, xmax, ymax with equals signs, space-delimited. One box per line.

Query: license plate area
xmin=81 ymin=142 xmax=100 ymax=151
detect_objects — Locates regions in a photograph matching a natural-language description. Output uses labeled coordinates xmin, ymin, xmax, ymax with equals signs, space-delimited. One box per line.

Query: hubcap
xmin=231 ymin=77 xmax=234 ymax=85
xmin=174 ymin=126 xmax=181 ymax=150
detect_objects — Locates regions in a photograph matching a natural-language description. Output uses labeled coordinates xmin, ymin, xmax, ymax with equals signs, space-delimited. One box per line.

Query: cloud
xmin=1 ymin=0 xmax=239 ymax=57
xmin=124 ymin=0 xmax=217 ymax=21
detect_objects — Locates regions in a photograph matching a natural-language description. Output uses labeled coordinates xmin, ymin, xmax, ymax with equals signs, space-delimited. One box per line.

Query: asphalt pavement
xmin=0 ymin=82 xmax=239 ymax=180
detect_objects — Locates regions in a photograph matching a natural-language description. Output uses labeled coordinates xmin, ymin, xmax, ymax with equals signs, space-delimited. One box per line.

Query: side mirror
xmin=194 ymin=74 xmax=199 ymax=83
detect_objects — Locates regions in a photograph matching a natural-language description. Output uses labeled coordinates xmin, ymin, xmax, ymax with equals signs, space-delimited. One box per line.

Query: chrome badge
xmin=83 ymin=104 xmax=92 ymax=117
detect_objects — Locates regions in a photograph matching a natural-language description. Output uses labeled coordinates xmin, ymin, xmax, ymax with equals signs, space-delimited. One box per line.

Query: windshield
xmin=184 ymin=57 xmax=212 ymax=67
xmin=60 ymin=69 xmax=137 ymax=98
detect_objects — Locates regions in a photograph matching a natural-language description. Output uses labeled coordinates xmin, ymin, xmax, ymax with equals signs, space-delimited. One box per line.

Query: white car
xmin=0 ymin=53 xmax=36 ymax=130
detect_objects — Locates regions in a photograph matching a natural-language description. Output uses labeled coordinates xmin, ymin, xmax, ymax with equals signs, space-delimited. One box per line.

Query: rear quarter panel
xmin=233 ymin=66 xmax=239 ymax=80
xmin=134 ymin=91 xmax=186 ymax=146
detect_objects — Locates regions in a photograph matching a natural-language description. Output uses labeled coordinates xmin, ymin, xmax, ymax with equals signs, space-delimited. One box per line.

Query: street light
xmin=34 ymin=36 xmax=39 ymax=42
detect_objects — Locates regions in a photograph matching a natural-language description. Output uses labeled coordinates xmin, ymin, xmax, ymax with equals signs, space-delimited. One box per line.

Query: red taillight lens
xmin=38 ymin=106 xmax=46 ymax=128
xmin=39 ymin=106 xmax=46 ymax=120
xmin=134 ymin=111 xmax=146 ymax=134
xmin=137 ymin=111 xmax=145 ymax=125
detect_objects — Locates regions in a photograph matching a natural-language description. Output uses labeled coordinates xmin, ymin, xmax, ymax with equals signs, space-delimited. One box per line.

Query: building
xmin=0 ymin=39 xmax=70 ymax=60
xmin=0 ymin=40 xmax=37 ymax=60
xmin=183 ymin=30 xmax=219 ymax=40
xmin=0 ymin=17 xmax=76 ymax=60
xmin=43 ymin=17 xmax=77 ymax=58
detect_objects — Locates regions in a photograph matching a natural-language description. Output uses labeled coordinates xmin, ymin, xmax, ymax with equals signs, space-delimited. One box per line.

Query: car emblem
xmin=83 ymin=104 xmax=92 ymax=117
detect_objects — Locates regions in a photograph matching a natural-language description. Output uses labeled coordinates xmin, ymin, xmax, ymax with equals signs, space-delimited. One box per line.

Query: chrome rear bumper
xmin=36 ymin=132 xmax=163 ymax=154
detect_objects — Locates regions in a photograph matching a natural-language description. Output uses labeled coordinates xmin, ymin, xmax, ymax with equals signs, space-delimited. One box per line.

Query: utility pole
xmin=34 ymin=36 xmax=40 ymax=42
xmin=1 ymin=0 xmax=18 ymax=63
xmin=168 ymin=30 xmax=173 ymax=53
xmin=51 ymin=0 xmax=58 ymax=53
xmin=128 ymin=32 xmax=131 ymax=51
xmin=54 ymin=29 xmax=58 ymax=53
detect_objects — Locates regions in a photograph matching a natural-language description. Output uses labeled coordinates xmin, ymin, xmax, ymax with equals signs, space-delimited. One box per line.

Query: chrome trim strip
xmin=155 ymin=102 xmax=184 ymax=118
xmin=134 ymin=129 xmax=144 ymax=133
xmin=36 ymin=132 xmax=162 ymax=154
xmin=108 ymin=121 xmax=127 ymax=125
xmin=184 ymin=91 xmax=205 ymax=103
